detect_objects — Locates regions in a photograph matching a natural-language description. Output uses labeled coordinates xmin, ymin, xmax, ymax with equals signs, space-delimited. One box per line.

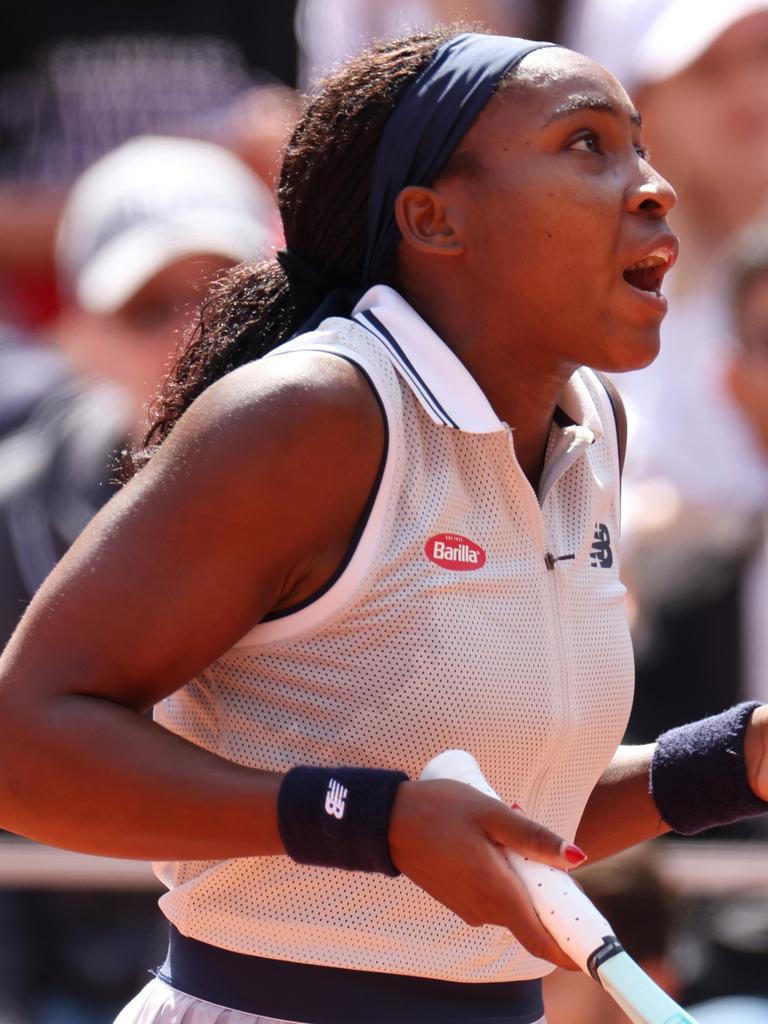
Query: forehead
xmin=461 ymin=48 xmax=637 ymax=151
xmin=515 ymin=48 xmax=632 ymax=105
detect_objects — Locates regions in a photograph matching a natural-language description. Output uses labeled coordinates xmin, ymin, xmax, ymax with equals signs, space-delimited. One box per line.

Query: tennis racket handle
xmin=421 ymin=750 xmax=620 ymax=976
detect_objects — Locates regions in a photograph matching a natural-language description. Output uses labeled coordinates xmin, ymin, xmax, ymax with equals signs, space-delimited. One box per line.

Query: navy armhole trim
xmin=261 ymin=357 xmax=389 ymax=623
xmin=157 ymin=923 xmax=545 ymax=1023
xmin=593 ymin=371 xmax=626 ymax=478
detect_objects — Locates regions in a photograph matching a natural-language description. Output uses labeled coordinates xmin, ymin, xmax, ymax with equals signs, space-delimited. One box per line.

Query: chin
xmin=590 ymin=328 xmax=662 ymax=374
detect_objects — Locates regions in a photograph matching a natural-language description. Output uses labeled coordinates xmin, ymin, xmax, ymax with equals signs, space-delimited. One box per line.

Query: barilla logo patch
xmin=425 ymin=533 xmax=486 ymax=571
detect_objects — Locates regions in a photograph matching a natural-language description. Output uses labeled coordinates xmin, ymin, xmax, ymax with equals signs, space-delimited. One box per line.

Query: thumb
xmin=483 ymin=803 xmax=587 ymax=870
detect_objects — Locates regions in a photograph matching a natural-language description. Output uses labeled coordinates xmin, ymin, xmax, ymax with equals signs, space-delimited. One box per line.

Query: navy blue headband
xmin=362 ymin=32 xmax=556 ymax=284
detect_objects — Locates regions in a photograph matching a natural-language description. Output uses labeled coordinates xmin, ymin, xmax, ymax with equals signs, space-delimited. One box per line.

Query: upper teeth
xmin=627 ymin=249 xmax=671 ymax=270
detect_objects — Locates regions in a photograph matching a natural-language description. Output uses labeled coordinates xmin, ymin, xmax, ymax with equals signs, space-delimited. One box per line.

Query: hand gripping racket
xmin=421 ymin=750 xmax=698 ymax=1024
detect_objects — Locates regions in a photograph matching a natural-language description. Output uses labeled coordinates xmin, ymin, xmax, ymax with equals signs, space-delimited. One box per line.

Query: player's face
xmin=436 ymin=48 xmax=678 ymax=373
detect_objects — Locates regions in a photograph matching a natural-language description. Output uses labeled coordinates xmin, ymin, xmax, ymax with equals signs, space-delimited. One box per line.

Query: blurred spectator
xmin=0 ymin=134 xmax=273 ymax=1023
xmin=680 ymin=889 xmax=768 ymax=1012
xmin=726 ymin=224 xmax=768 ymax=708
xmin=543 ymin=846 xmax=681 ymax=1023
xmin=55 ymin=135 xmax=275 ymax=439
xmin=0 ymin=2 xmax=298 ymax=330
xmin=563 ymin=0 xmax=768 ymax=740
xmin=295 ymin=0 xmax=537 ymax=91
xmin=0 ymin=325 xmax=68 ymax=438
xmin=0 ymin=134 xmax=275 ymax=639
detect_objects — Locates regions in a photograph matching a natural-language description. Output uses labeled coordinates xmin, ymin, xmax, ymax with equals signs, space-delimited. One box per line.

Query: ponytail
xmin=127 ymin=26 xmax=469 ymax=476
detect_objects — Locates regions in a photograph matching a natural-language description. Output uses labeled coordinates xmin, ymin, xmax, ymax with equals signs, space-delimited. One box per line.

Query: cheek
xmin=469 ymin=167 xmax=623 ymax=341
xmin=526 ymin=190 xmax=615 ymax=303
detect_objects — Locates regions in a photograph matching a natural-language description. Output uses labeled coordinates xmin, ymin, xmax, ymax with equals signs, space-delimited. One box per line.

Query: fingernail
xmin=510 ymin=802 xmax=523 ymax=810
xmin=561 ymin=842 xmax=587 ymax=866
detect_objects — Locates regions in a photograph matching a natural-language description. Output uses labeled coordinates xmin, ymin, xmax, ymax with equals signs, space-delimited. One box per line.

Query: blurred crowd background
xmin=2 ymin=0 xmax=768 ymax=1021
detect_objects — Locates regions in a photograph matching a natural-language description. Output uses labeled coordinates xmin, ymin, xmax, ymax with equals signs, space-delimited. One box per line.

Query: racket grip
xmin=420 ymin=750 xmax=621 ymax=976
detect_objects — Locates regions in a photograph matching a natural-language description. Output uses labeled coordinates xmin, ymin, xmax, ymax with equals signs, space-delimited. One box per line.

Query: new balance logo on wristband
xmin=324 ymin=778 xmax=348 ymax=819
xmin=589 ymin=523 xmax=613 ymax=568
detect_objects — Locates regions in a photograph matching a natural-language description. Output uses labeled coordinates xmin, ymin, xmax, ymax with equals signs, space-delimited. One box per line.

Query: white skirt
xmin=114 ymin=978 xmax=307 ymax=1024
xmin=114 ymin=976 xmax=548 ymax=1024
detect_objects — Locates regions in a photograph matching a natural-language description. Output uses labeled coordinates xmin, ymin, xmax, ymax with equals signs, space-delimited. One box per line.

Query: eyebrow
xmin=544 ymin=95 xmax=642 ymax=128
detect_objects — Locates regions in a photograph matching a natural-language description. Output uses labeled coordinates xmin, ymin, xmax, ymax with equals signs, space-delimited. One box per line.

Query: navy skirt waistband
xmin=156 ymin=924 xmax=545 ymax=1024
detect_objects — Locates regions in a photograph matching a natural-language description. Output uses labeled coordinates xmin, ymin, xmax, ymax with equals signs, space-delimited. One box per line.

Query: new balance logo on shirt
xmin=325 ymin=779 xmax=348 ymax=819
xmin=590 ymin=524 xmax=613 ymax=568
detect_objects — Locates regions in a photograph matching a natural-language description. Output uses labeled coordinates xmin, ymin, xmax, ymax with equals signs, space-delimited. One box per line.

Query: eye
xmin=568 ymin=131 xmax=601 ymax=154
xmin=635 ymin=143 xmax=651 ymax=161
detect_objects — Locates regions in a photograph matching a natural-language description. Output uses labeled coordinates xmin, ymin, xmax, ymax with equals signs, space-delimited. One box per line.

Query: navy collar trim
xmin=351 ymin=285 xmax=604 ymax=440
xmin=355 ymin=309 xmax=460 ymax=429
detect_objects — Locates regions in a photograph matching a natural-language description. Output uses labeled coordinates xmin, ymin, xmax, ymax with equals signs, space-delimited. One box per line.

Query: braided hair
xmin=129 ymin=25 xmax=467 ymax=475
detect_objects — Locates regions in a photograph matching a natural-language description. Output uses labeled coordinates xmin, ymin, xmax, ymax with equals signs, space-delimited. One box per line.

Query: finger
xmin=481 ymin=803 xmax=587 ymax=871
xmin=480 ymin=844 xmax=580 ymax=971
xmin=404 ymin=844 xmax=577 ymax=971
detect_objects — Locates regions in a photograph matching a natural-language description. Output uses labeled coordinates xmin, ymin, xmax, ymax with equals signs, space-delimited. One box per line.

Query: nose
xmin=626 ymin=169 xmax=677 ymax=219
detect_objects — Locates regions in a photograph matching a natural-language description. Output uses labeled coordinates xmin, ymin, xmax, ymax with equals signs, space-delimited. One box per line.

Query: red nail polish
xmin=563 ymin=843 xmax=587 ymax=866
xmin=510 ymin=802 xmax=522 ymax=810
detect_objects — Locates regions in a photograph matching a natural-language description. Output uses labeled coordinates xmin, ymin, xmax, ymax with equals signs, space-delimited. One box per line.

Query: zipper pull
xmin=545 ymin=552 xmax=575 ymax=570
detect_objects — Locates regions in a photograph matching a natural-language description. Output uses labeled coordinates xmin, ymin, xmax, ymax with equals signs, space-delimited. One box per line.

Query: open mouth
xmin=622 ymin=249 xmax=674 ymax=295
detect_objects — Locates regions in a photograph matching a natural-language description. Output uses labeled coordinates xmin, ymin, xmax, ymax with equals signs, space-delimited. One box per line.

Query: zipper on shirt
xmin=544 ymin=552 xmax=575 ymax=570
xmin=527 ymin=550 xmax=573 ymax=821
xmin=503 ymin=427 xmax=574 ymax=822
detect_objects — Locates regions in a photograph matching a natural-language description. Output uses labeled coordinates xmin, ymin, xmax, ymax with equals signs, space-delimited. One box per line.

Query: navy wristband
xmin=277 ymin=766 xmax=409 ymax=875
xmin=650 ymin=702 xmax=768 ymax=835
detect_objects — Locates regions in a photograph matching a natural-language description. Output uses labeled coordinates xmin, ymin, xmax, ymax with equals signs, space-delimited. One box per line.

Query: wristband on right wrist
xmin=277 ymin=765 xmax=409 ymax=875
xmin=650 ymin=701 xmax=768 ymax=835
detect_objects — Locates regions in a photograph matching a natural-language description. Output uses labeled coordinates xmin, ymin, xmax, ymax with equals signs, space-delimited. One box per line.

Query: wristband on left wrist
xmin=650 ymin=702 xmax=768 ymax=835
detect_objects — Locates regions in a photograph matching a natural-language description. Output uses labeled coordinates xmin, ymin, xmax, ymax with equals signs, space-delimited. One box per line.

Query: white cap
xmin=56 ymin=135 xmax=275 ymax=314
xmin=564 ymin=0 xmax=768 ymax=93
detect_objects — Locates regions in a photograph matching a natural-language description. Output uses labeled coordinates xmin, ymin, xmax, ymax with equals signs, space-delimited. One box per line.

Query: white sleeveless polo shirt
xmin=153 ymin=285 xmax=634 ymax=984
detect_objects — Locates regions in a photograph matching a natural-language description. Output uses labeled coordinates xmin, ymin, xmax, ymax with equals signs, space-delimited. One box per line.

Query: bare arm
xmin=575 ymin=744 xmax=669 ymax=862
xmin=0 ymin=352 xmax=385 ymax=858
xmin=578 ymin=705 xmax=768 ymax=861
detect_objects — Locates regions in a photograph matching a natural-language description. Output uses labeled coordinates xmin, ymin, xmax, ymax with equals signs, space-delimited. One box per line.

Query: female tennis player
xmin=1 ymin=26 xmax=767 ymax=1024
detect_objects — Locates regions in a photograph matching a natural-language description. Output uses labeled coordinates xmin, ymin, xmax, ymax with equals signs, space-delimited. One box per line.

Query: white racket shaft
xmin=421 ymin=750 xmax=701 ymax=1024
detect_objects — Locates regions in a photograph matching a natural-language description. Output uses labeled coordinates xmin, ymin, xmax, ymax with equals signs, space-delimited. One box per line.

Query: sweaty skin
xmin=1 ymin=48 xmax=768 ymax=973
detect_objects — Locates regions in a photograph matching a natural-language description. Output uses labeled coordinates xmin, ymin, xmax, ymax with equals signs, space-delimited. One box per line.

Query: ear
xmin=394 ymin=185 xmax=465 ymax=258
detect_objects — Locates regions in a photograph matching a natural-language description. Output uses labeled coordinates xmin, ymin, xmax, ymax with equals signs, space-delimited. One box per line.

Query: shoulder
xmin=141 ymin=351 xmax=387 ymax=555
xmin=165 ymin=350 xmax=385 ymax=476
xmin=1 ymin=356 xmax=385 ymax=709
